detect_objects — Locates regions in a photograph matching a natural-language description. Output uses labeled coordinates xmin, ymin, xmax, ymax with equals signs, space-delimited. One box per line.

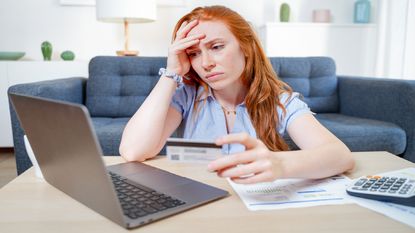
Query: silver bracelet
xmin=158 ymin=68 xmax=183 ymax=86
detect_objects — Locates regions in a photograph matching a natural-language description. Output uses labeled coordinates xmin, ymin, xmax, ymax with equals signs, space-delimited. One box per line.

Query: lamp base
xmin=116 ymin=50 xmax=139 ymax=56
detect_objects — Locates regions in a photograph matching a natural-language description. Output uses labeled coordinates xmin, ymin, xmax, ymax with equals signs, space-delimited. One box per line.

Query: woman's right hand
xmin=167 ymin=20 xmax=205 ymax=76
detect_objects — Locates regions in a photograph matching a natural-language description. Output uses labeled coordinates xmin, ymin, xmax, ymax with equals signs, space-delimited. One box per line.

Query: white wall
xmin=1 ymin=0 xmax=412 ymax=79
xmin=0 ymin=0 xmax=183 ymax=61
xmin=0 ymin=0 xmax=265 ymax=61
xmin=1 ymin=0 xmax=368 ymax=61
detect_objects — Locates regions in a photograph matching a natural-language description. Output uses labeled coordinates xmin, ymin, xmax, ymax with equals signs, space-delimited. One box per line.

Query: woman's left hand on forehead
xmin=207 ymin=132 xmax=284 ymax=184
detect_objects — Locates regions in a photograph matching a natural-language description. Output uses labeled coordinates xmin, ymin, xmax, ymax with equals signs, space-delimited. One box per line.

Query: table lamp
xmin=96 ymin=0 xmax=157 ymax=56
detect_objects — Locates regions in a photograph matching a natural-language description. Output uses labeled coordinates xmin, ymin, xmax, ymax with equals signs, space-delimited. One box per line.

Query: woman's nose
xmin=201 ymin=52 xmax=215 ymax=71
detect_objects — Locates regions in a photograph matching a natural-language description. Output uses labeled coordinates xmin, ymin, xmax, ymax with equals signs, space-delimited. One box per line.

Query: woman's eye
xmin=187 ymin=51 xmax=200 ymax=58
xmin=212 ymin=44 xmax=224 ymax=50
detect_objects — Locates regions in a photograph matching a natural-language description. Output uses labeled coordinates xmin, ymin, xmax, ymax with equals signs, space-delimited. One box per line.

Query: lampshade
xmin=96 ymin=0 xmax=157 ymax=23
xmin=96 ymin=0 xmax=157 ymax=56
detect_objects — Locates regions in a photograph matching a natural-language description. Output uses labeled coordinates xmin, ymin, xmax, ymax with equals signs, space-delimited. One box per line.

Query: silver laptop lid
xmin=9 ymin=93 xmax=126 ymax=227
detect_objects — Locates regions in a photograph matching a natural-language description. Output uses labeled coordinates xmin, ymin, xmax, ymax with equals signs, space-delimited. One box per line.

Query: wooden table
xmin=0 ymin=152 xmax=414 ymax=232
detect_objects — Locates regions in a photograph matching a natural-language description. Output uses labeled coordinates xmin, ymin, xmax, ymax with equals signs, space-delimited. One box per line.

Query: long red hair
xmin=172 ymin=5 xmax=292 ymax=151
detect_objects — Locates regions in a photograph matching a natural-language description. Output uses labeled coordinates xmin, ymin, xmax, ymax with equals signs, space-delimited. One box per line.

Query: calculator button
xmin=355 ymin=179 xmax=367 ymax=186
xmin=350 ymin=176 xmax=415 ymax=202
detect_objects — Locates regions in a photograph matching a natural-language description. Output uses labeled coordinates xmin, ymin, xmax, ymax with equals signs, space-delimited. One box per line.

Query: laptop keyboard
xmin=109 ymin=172 xmax=186 ymax=219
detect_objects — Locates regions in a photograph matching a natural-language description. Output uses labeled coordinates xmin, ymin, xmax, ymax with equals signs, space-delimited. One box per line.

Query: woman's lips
xmin=206 ymin=72 xmax=224 ymax=80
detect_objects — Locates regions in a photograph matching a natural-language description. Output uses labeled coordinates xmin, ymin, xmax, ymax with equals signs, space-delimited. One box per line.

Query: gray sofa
xmin=8 ymin=56 xmax=415 ymax=175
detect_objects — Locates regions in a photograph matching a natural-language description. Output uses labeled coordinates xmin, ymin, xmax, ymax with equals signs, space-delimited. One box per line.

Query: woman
xmin=120 ymin=5 xmax=354 ymax=184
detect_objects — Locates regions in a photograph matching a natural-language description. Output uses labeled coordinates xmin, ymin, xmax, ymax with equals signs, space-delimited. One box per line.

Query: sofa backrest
xmin=86 ymin=56 xmax=338 ymax=117
xmin=269 ymin=57 xmax=338 ymax=113
xmin=87 ymin=56 xmax=167 ymax=117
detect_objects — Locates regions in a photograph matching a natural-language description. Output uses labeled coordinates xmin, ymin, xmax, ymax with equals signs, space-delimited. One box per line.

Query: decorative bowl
xmin=0 ymin=51 xmax=26 ymax=60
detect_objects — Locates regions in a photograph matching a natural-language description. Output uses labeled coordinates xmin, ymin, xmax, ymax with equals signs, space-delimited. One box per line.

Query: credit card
xmin=166 ymin=138 xmax=223 ymax=163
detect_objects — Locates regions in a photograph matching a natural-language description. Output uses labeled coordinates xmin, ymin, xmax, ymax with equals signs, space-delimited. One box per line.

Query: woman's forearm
xmin=276 ymin=140 xmax=355 ymax=179
xmin=119 ymin=76 xmax=177 ymax=161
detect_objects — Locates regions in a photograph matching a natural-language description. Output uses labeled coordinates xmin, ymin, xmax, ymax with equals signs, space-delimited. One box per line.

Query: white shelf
xmin=261 ymin=22 xmax=377 ymax=28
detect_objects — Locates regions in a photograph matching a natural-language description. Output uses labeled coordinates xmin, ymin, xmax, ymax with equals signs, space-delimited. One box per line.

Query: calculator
xmin=346 ymin=175 xmax=415 ymax=207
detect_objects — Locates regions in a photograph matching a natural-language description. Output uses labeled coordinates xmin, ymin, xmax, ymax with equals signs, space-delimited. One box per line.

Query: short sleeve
xmin=170 ymin=84 xmax=196 ymax=118
xmin=278 ymin=92 xmax=313 ymax=135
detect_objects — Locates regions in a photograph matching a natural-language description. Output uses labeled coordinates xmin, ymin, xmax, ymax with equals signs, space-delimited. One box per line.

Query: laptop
xmin=9 ymin=93 xmax=229 ymax=229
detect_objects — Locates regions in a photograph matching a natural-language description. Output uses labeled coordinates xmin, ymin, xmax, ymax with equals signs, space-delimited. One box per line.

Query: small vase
xmin=280 ymin=3 xmax=290 ymax=22
xmin=313 ymin=9 xmax=331 ymax=23
xmin=61 ymin=50 xmax=75 ymax=61
xmin=41 ymin=41 xmax=52 ymax=61
xmin=354 ymin=0 xmax=371 ymax=23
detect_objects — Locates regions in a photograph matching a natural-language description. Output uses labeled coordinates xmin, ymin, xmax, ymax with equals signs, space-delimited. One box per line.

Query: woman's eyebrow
xmin=202 ymin=38 xmax=224 ymax=46
xmin=186 ymin=38 xmax=225 ymax=52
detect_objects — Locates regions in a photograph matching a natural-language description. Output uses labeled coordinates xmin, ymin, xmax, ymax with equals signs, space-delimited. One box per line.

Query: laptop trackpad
xmin=108 ymin=162 xmax=192 ymax=190
xmin=128 ymin=170 xmax=192 ymax=191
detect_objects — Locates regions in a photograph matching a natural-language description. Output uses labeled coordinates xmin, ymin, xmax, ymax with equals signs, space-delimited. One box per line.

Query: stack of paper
xmin=228 ymin=168 xmax=415 ymax=229
xmin=228 ymin=175 xmax=352 ymax=211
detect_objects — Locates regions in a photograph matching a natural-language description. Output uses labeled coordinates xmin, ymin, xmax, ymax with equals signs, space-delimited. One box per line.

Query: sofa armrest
xmin=338 ymin=75 xmax=415 ymax=162
xmin=8 ymin=77 xmax=87 ymax=104
xmin=8 ymin=77 xmax=87 ymax=175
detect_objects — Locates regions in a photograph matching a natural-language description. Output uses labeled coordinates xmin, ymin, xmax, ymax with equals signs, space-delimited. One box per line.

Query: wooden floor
xmin=0 ymin=148 xmax=17 ymax=188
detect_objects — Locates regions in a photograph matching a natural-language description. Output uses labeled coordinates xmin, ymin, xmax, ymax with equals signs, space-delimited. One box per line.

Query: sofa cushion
xmin=91 ymin=117 xmax=172 ymax=156
xmin=316 ymin=113 xmax=407 ymax=154
xmin=91 ymin=117 xmax=129 ymax=156
xmin=86 ymin=56 xmax=167 ymax=117
xmin=269 ymin=57 xmax=338 ymax=113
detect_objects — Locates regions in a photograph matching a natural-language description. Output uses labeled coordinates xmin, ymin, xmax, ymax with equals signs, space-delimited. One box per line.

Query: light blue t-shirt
xmin=170 ymin=85 xmax=312 ymax=154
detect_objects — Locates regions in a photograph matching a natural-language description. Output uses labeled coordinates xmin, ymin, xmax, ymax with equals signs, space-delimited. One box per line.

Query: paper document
xmin=348 ymin=167 xmax=415 ymax=229
xmin=228 ymin=175 xmax=353 ymax=211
